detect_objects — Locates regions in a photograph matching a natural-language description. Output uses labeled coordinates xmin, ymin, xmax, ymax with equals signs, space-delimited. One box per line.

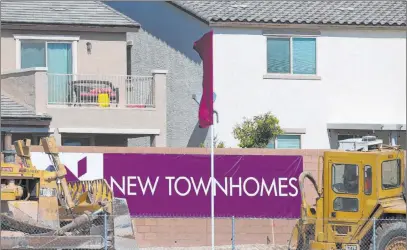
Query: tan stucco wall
xmin=1 ymin=29 xmax=127 ymax=76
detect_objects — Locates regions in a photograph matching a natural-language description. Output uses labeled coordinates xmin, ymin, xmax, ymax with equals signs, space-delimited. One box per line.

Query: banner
xmin=193 ymin=30 xmax=214 ymax=128
xmin=31 ymin=153 xmax=303 ymax=218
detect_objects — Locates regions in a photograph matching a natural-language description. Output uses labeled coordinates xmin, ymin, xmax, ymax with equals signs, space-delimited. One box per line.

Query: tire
xmin=371 ymin=221 xmax=406 ymax=250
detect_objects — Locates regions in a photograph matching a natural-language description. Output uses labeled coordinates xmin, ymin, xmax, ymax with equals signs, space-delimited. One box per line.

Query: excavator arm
xmin=299 ymin=172 xmax=321 ymax=218
xmin=5 ymin=136 xmax=138 ymax=249
xmin=39 ymin=137 xmax=75 ymax=210
xmin=13 ymin=138 xmax=35 ymax=169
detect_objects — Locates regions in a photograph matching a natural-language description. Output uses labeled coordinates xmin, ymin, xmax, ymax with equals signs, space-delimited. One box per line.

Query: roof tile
xmin=172 ymin=1 xmax=406 ymax=26
xmin=1 ymin=94 xmax=51 ymax=119
xmin=1 ymin=0 xmax=139 ymax=27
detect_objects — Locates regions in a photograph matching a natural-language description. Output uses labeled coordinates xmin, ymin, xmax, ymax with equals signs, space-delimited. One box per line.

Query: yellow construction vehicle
xmin=1 ymin=137 xmax=137 ymax=249
xmin=288 ymin=138 xmax=406 ymax=250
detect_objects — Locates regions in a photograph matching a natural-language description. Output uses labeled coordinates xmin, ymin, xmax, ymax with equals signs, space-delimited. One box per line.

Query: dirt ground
xmin=140 ymin=244 xmax=289 ymax=250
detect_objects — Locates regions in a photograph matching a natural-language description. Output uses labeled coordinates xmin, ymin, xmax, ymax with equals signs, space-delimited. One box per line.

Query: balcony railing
xmin=47 ymin=74 xmax=155 ymax=108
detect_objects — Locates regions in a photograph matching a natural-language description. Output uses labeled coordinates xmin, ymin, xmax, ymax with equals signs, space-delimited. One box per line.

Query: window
xmin=267 ymin=135 xmax=301 ymax=149
xmin=382 ymin=159 xmax=401 ymax=190
xmin=21 ymin=41 xmax=46 ymax=68
xmin=332 ymin=164 xmax=359 ymax=194
xmin=364 ymin=165 xmax=372 ymax=195
xmin=15 ymin=35 xmax=78 ymax=72
xmin=333 ymin=197 xmax=359 ymax=212
xmin=20 ymin=41 xmax=73 ymax=72
xmin=126 ymin=44 xmax=132 ymax=76
xmin=15 ymin=35 xmax=79 ymax=104
xmin=62 ymin=137 xmax=91 ymax=146
xmin=267 ymin=37 xmax=316 ymax=75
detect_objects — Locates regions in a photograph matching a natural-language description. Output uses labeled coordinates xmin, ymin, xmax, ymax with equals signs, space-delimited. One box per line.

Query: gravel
xmin=140 ymin=244 xmax=289 ymax=250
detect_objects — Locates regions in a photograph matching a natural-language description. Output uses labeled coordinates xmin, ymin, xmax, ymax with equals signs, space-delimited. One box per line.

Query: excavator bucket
xmin=111 ymin=198 xmax=139 ymax=249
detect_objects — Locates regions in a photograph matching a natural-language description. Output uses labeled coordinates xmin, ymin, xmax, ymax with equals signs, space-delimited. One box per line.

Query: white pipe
xmin=271 ymin=219 xmax=275 ymax=246
xmin=210 ymin=113 xmax=215 ymax=250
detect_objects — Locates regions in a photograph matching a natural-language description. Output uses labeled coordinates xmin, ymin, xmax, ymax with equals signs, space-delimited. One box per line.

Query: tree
xmin=199 ymin=135 xmax=226 ymax=148
xmin=232 ymin=112 xmax=284 ymax=148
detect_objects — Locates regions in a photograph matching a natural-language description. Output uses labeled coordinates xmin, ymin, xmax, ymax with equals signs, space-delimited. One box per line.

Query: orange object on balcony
xmin=98 ymin=93 xmax=110 ymax=107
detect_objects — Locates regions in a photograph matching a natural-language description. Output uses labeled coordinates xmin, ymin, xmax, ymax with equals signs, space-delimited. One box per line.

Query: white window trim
xmin=14 ymin=34 xmax=79 ymax=76
xmin=264 ymin=34 xmax=321 ymax=80
xmin=269 ymin=133 xmax=303 ymax=149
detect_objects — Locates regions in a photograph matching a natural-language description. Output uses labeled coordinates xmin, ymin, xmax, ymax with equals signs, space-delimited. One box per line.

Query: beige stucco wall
xmin=1 ymin=29 xmax=127 ymax=76
xmin=1 ymin=69 xmax=168 ymax=146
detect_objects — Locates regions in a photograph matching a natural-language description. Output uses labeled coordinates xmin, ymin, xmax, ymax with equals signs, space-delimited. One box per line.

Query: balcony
xmin=47 ymin=74 xmax=155 ymax=108
xmin=1 ymin=68 xmax=168 ymax=146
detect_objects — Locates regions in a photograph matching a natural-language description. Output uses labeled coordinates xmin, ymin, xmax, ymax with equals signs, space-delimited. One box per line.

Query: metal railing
xmin=47 ymin=74 xmax=154 ymax=108
xmin=126 ymin=75 xmax=155 ymax=108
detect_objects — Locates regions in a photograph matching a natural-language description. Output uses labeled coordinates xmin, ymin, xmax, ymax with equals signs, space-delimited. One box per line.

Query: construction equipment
xmin=1 ymin=137 xmax=137 ymax=249
xmin=288 ymin=137 xmax=406 ymax=250
xmin=338 ymin=136 xmax=384 ymax=152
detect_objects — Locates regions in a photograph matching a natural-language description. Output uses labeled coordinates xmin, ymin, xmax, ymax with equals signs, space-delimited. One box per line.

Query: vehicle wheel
xmin=373 ymin=221 xmax=406 ymax=250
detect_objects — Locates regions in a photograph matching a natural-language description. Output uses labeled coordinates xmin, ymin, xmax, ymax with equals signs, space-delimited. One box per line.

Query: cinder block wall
xmin=1 ymin=147 xmax=329 ymax=247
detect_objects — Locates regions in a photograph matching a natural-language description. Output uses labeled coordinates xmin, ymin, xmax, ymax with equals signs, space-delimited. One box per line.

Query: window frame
xmin=267 ymin=134 xmax=302 ymax=149
xmin=364 ymin=165 xmax=372 ymax=195
xmin=333 ymin=197 xmax=359 ymax=212
xmin=264 ymin=34 xmax=320 ymax=80
xmin=14 ymin=34 xmax=79 ymax=76
xmin=381 ymin=159 xmax=402 ymax=190
xmin=331 ymin=163 xmax=360 ymax=195
xmin=126 ymin=42 xmax=133 ymax=76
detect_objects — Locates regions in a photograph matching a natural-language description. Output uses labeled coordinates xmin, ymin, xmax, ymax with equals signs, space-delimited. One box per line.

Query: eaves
xmin=2 ymin=22 xmax=140 ymax=33
xmin=166 ymin=1 xmax=211 ymax=25
xmin=1 ymin=117 xmax=52 ymax=126
xmin=208 ymin=21 xmax=407 ymax=31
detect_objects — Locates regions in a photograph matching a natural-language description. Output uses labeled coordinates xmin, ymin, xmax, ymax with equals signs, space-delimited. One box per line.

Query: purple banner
xmin=103 ymin=154 xmax=303 ymax=218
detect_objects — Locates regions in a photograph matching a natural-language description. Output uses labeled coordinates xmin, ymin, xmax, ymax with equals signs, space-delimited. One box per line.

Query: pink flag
xmin=193 ymin=30 xmax=214 ymax=128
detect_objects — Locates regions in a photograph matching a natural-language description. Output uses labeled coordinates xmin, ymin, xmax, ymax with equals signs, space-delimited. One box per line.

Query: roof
xmin=171 ymin=1 xmax=406 ymax=27
xmin=1 ymin=0 xmax=139 ymax=28
xmin=1 ymin=94 xmax=51 ymax=119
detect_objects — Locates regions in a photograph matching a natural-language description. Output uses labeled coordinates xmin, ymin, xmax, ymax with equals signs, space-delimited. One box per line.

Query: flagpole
xmin=210 ymin=111 xmax=215 ymax=250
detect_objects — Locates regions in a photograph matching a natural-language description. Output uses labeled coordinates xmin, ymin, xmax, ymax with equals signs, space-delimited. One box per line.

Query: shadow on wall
xmin=328 ymin=130 xmax=336 ymax=149
xmin=105 ymin=1 xmax=210 ymax=64
xmin=187 ymin=122 xmax=209 ymax=147
xmin=106 ymin=1 xmax=210 ymax=147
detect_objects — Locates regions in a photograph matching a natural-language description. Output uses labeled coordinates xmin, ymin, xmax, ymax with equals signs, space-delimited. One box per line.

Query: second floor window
xmin=21 ymin=41 xmax=47 ymax=68
xmin=267 ymin=37 xmax=316 ymax=75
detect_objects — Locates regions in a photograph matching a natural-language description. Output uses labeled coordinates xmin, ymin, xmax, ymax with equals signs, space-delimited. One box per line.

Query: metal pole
xmin=373 ymin=218 xmax=377 ymax=250
xmin=231 ymin=216 xmax=235 ymax=250
xmin=1 ymin=133 xmax=13 ymax=250
xmin=104 ymin=212 xmax=108 ymax=250
xmin=210 ymin=118 xmax=215 ymax=250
